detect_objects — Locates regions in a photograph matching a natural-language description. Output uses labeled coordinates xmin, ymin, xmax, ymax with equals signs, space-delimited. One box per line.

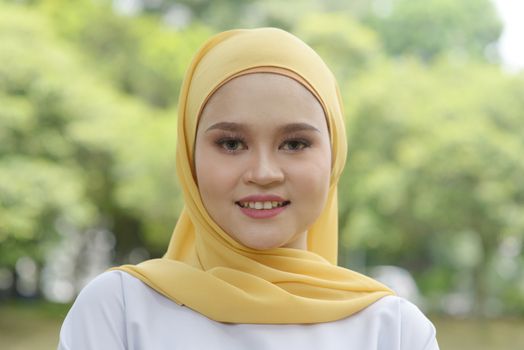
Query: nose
xmin=243 ymin=150 xmax=285 ymax=186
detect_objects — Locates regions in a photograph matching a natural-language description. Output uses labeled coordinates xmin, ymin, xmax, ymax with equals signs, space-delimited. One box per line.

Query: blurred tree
xmin=0 ymin=3 xmax=183 ymax=272
xmin=0 ymin=5 xmax=97 ymax=268
xmin=337 ymin=58 xmax=524 ymax=315
xmin=40 ymin=0 xmax=212 ymax=109
xmin=364 ymin=0 xmax=502 ymax=62
xmin=293 ymin=12 xmax=383 ymax=81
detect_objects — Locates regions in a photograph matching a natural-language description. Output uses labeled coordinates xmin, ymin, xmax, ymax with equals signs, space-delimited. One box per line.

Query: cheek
xmin=195 ymin=147 xmax=239 ymax=203
xmin=290 ymin=151 xmax=331 ymax=203
xmin=195 ymin=146 xmax=219 ymax=204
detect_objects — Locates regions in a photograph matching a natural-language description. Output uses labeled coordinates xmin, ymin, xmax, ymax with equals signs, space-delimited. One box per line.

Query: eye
xmin=280 ymin=139 xmax=311 ymax=151
xmin=216 ymin=138 xmax=247 ymax=152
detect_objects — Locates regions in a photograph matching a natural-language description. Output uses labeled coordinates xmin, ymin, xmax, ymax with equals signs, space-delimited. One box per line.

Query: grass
xmin=433 ymin=316 xmax=524 ymax=349
xmin=1 ymin=301 xmax=523 ymax=349
xmin=0 ymin=300 xmax=69 ymax=350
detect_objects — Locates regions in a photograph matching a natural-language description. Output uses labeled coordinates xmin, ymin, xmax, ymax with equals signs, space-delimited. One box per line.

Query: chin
xmin=242 ymin=240 xmax=283 ymax=251
xmin=237 ymin=234 xmax=288 ymax=251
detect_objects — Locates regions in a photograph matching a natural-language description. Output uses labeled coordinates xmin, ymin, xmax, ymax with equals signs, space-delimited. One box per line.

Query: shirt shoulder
xmin=364 ymin=295 xmax=439 ymax=350
xmin=397 ymin=297 xmax=439 ymax=350
xmin=76 ymin=270 xmax=126 ymax=303
xmin=58 ymin=270 xmax=129 ymax=350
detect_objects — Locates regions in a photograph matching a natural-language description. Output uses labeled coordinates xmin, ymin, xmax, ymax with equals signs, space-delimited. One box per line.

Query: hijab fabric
xmin=114 ymin=28 xmax=393 ymax=324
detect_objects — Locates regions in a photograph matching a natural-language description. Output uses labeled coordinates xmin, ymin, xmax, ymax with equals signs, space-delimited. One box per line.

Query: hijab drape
xmin=114 ymin=28 xmax=393 ymax=324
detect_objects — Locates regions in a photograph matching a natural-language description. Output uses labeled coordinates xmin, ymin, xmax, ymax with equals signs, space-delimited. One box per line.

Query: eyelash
xmin=215 ymin=136 xmax=247 ymax=153
xmin=280 ymin=138 xmax=311 ymax=151
xmin=214 ymin=135 xmax=312 ymax=153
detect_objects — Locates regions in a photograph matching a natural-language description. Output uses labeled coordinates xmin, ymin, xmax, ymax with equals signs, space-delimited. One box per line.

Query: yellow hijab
xmin=114 ymin=28 xmax=393 ymax=324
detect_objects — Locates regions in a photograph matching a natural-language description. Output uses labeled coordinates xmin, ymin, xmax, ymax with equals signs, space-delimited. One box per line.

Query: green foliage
xmin=294 ymin=12 xmax=383 ymax=81
xmin=338 ymin=58 xmax=524 ymax=314
xmin=41 ymin=0 xmax=212 ymax=109
xmin=0 ymin=5 xmax=97 ymax=265
xmin=0 ymin=2 xmax=184 ymax=265
xmin=364 ymin=0 xmax=502 ymax=62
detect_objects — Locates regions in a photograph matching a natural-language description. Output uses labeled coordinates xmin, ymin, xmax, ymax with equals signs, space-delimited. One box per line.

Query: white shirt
xmin=58 ymin=270 xmax=439 ymax=350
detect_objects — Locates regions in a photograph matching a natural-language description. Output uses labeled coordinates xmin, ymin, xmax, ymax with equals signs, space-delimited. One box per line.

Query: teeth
xmin=238 ymin=201 xmax=287 ymax=210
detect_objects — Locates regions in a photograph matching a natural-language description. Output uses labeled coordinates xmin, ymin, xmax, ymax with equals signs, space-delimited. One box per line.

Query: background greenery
xmin=1 ymin=0 xmax=523 ymax=348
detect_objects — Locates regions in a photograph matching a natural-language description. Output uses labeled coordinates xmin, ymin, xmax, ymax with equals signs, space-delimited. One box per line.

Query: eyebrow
xmin=205 ymin=122 xmax=320 ymax=133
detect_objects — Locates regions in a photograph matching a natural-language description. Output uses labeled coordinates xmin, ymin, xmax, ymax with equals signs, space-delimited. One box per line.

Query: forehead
xmin=198 ymin=73 xmax=327 ymax=129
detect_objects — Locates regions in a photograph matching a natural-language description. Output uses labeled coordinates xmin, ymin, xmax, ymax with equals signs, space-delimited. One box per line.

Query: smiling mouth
xmin=235 ymin=200 xmax=290 ymax=210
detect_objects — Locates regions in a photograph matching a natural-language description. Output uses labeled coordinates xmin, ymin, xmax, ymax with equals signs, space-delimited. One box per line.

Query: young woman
xmin=58 ymin=28 xmax=439 ymax=349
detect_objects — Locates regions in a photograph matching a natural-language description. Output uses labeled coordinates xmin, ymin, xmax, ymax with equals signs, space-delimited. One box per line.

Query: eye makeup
xmin=213 ymin=132 xmax=247 ymax=153
xmin=210 ymin=129 xmax=317 ymax=154
xmin=279 ymin=138 xmax=312 ymax=151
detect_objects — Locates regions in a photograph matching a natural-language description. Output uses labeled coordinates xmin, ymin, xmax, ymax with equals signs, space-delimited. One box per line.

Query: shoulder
xmin=395 ymin=297 xmax=438 ymax=350
xmin=62 ymin=270 xmax=132 ymax=327
xmin=58 ymin=270 xmax=141 ymax=350
xmin=357 ymin=296 xmax=439 ymax=350
xmin=73 ymin=270 xmax=126 ymax=304
xmin=66 ymin=269 xmax=157 ymax=315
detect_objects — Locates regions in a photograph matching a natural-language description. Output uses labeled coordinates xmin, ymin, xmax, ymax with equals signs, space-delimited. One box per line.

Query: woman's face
xmin=194 ymin=73 xmax=331 ymax=250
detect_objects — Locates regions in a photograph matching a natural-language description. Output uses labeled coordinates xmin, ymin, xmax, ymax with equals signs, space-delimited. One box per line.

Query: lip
xmin=238 ymin=205 xmax=287 ymax=219
xmin=235 ymin=194 xmax=290 ymax=219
